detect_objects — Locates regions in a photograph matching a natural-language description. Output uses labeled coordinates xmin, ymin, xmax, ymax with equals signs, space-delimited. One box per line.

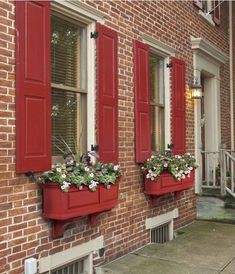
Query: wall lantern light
xmin=190 ymin=78 xmax=203 ymax=99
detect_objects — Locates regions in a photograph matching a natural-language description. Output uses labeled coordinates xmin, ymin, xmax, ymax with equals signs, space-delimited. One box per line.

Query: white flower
xmin=146 ymin=174 xmax=150 ymax=179
xmin=85 ymin=167 xmax=90 ymax=172
xmin=68 ymin=159 xmax=74 ymax=165
xmin=164 ymin=163 xmax=168 ymax=167
xmin=56 ymin=168 xmax=62 ymax=173
xmin=89 ymin=173 xmax=94 ymax=178
xmin=61 ymin=181 xmax=71 ymax=190
xmin=114 ymin=165 xmax=120 ymax=171
xmin=61 ymin=174 xmax=66 ymax=178
xmin=89 ymin=180 xmax=99 ymax=189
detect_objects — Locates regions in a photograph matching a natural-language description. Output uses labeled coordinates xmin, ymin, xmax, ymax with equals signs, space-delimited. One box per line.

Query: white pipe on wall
xmin=229 ymin=1 xmax=234 ymax=150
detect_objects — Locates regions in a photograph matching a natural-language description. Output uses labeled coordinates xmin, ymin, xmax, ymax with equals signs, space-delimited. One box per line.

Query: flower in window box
xmin=38 ymin=156 xmax=123 ymax=192
xmin=142 ymin=153 xmax=198 ymax=182
xmin=142 ymin=153 xmax=198 ymax=204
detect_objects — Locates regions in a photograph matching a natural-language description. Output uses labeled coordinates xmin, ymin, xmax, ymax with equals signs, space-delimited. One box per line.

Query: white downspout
xmin=229 ymin=1 xmax=234 ymax=150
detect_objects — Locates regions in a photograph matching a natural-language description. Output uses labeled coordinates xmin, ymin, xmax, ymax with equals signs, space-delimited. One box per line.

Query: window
xmin=51 ymin=258 xmax=84 ymax=274
xmin=51 ymin=13 xmax=87 ymax=160
xmin=201 ymin=0 xmax=210 ymax=13
xmin=194 ymin=0 xmax=221 ymax=25
xmin=149 ymin=54 xmax=165 ymax=153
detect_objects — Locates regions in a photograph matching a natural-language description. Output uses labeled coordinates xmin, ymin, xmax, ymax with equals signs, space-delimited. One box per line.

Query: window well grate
xmin=151 ymin=222 xmax=170 ymax=243
xmin=51 ymin=258 xmax=84 ymax=274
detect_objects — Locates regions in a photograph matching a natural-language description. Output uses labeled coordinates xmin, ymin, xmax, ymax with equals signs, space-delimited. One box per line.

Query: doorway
xmin=200 ymin=73 xmax=220 ymax=187
xmin=194 ymin=63 xmax=221 ymax=193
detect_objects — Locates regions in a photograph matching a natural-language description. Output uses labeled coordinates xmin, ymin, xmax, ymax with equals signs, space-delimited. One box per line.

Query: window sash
xmin=51 ymin=83 xmax=87 ymax=94
xmin=51 ymin=13 xmax=87 ymax=159
xmin=150 ymin=53 xmax=165 ymax=153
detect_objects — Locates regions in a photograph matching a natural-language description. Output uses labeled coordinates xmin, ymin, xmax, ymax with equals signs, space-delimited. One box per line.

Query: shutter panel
xmin=134 ymin=40 xmax=151 ymax=163
xmin=96 ymin=24 xmax=118 ymax=164
xmin=172 ymin=57 xmax=186 ymax=155
xmin=193 ymin=0 xmax=202 ymax=9
xmin=16 ymin=1 xmax=51 ymax=173
xmin=212 ymin=0 xmax=220 ymax=25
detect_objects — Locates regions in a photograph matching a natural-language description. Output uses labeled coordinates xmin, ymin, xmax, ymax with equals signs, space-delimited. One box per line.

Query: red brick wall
xmin=0 ymin=1 xmax=230 ymax=273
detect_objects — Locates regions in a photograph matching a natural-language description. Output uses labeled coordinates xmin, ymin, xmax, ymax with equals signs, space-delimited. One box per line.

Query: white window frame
xmin=51 ymin=1 xmax=105 ymax=154
xmin=38 ymin=236 xmax=104 ymax=273
xmin=197 ymin=0 xmax=215 ymax=26
xmin=142 ymin=34 xmax=175 ymax=151
xmin=146 ymin=208 xmax=179 ymax=241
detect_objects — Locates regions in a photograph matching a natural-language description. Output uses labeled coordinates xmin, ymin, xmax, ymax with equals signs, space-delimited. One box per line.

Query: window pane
xmin=51 ymin=15 xmax=82 ymax=88
xmin=150 ymin=54 xmax=165 ymax=153
xmin=201 ymin=0 xmax=208 ymax=12
xmin=151 ymin=106 xmax=165 ymax=153
xmin=150 ymin=54 xmax=164 ymax=105
xmin=51 ymin=88 xmax=80 ymax=156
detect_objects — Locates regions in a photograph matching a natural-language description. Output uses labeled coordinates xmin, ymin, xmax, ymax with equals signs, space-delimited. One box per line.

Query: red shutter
xmin=193 ymin=0 xmax=202 ymax=9
xmin=96 ymin=24 xmax=118 ymax=164
xmin=172 ymin=57 xmax=186 ymax=155
xmin=134 ymin=40 xmax=151 ymax=163
xmin=212 ymin=0 xmax=220 ymax=25
xmin=16 ymin=1 xmax=51 ymax=173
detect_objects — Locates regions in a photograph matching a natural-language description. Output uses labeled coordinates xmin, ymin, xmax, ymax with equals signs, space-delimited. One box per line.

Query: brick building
xmin=0 ymin=0 xmax=234 ymax=273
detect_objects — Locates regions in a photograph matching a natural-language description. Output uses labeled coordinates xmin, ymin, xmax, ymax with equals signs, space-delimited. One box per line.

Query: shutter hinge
xmin=165 ymin=143 xmax=174 ymax=157
xmin=166 ymin=62 xmax=173 ymax=68
xmin=167 ymin=143 xmax=174 ymax=150
xmin=25 ymin=171 xmax=37 ymax=182
xmin=90 ymin=31 xmax=99 ymax=39
xmin=91 ymin=144 xmax=99 ymax=152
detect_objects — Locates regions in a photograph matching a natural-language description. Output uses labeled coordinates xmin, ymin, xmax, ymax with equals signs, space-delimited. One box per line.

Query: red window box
xmin=42 ymin=182 xmax=119 ymax=238
xmin=144 ymin=171 xmax=194 ymax=206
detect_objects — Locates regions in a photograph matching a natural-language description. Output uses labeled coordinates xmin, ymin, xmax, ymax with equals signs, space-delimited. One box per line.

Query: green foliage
xmin=38 ymin=161 xmax=122 ymax=192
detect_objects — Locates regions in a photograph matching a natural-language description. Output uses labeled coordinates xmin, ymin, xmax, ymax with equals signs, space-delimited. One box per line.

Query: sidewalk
xmin=96 ymin=221 xmax=235 ymax=274
xmin=197 ymin=196 xmax=235 ymax=224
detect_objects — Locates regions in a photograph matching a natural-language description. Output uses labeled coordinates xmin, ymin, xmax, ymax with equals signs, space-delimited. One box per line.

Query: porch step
xmin=201 ymin=187 xmax=221 ymax=197
xmin=224 ymin=195 xmax=235 ymax=209
xmin=197 ymin=196 xmax=235 ymax=224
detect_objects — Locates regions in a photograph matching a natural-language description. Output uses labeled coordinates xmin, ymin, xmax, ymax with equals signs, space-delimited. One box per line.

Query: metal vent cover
xmin=151 ymin=222 xmax=170 ymax=243
xmin=51 ymin=259 xmax=84 ymax=274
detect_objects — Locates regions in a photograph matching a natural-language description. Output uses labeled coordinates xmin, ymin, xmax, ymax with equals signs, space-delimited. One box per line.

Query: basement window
xmin=151 ymin=222 xmax=170 ymax=243
xmin=51 ymin=258 xmax=85 ymax=274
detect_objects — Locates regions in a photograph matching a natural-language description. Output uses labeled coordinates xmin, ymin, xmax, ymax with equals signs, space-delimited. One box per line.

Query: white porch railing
xmin=221 ymin=150 xmax=235 ymax=198
xmin=201 ymin=150 xmax=235 ymax=198
xmin=201 ymin=151 xmax=220 ymax=187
